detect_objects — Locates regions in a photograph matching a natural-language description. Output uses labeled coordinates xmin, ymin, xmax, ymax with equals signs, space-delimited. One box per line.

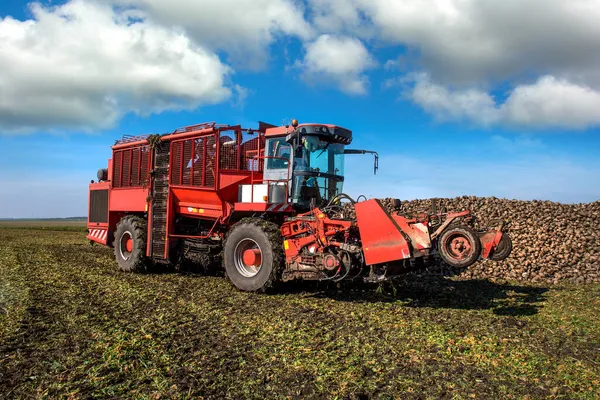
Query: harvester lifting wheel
xmin=113 ymin=215 xmax=148 ymax=272
xmin=223 ymin=218 xmax=284 ymax=292
xmin=438 ymin=225 xmax=482 ymax=268
xmin=490 ymin=233 xmax=512 ymax=261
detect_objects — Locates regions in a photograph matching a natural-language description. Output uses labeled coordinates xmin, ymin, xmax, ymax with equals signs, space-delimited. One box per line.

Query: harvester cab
xmin=263 ymin=119 xmax=377 ymax=210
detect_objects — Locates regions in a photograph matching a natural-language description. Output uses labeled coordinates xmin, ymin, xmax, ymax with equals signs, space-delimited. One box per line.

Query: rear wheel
xmin=223 ymin=218 xmax=283 ymax=292
xmin=438 ymin=225 xmax=482 ymax=268
xmin=490 ymin=233 xmax=512 ymax=261
xmin=113 ymin=215 xmax=148 ymax=272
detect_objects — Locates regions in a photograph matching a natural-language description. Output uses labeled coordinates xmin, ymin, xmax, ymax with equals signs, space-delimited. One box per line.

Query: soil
xmin=1 ymin=227 xmax=599 ymax=399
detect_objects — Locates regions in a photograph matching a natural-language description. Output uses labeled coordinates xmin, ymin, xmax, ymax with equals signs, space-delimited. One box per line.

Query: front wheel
xmin=490 ymin=233 xmax=512 ymax=261
xmin=438 ymin=225 xmax=482 ymax=268
xmin=113 ymin=215 xmax=148 ymax=272
xmin=223 ymin=218 xmax=284 ymax=292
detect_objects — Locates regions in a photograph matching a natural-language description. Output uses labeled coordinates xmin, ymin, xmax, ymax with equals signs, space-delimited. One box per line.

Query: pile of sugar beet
xmin=341 ymin=196 xmax=600 ymax=284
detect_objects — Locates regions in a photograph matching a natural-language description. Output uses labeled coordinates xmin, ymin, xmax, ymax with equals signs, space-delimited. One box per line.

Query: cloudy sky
xmin=0 ymin=0 xmax=599 ymax=218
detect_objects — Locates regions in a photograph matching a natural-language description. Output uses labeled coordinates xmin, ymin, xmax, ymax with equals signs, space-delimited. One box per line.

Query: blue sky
xmin=1 ymin=0 xmax=599 ymax=218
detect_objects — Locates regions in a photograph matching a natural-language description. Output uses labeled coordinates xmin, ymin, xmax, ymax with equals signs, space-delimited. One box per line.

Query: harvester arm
xmin=344 ymin=149 xmax=379 ymax=174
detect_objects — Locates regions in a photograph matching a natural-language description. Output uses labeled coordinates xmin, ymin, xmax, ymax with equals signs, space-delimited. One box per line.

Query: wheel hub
xmin=119 ymin=231 xmax=133 ymax=260
xmin=447 ymin=235 xmax=472 ymax=260
xmin=242 ymin=249 xmax=262 ymax=267
xmin=234 ymin=239 xmax=263 ymax=278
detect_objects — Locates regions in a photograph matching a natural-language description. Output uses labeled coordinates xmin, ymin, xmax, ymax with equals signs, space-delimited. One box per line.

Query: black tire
xmin=113 ymin=215 xmax=148 ymax=272
xmin=438 ymin=225 xmax=482 ymax=268
xmin=223 ymin=218 xmax=284 ymax=292
xmin=490 ymin=233 xmax=512 ymax=261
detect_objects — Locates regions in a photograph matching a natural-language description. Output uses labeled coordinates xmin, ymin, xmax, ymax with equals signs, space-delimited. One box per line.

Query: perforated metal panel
xmin=183 ymin=139 xmax=193 ymax=185
xmin=113 ymin=151 xmax=122 ymax=187
xmin=192 ymin=137 xmax=206 ymax=186
xmin=204 ymin=135 xmax=216 ymax=188
xmin=219 ymin=130 xmax=239 ymax=170
xmin=122 ymin=149 xmax=131 ymax=186
xmin=140 ymin=148 xmax=150 ymax=187
xmin=171 ymin=141 xmax=183 ymax=186
xmin=89 ymin=189 xmax=108 ymax=223
xmin=240 ymin=131 xmax=262 ymax=171
xmin=171 ymin=134 xmax=217 ymax=189
xmin=112 ymin=145 xmax=152 ymax=188
xmin=131 ymin=149 xmax=140 ymax=185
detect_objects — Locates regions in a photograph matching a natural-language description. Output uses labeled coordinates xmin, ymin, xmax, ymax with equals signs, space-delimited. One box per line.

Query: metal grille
xmin=219 ymin=130 xmax=239 ymax=170
xmin=170 ymin=141 xmax=183 ymax=186
xmin=122 ymin=149 xmax=131 ymax=187
xmin=140 ymin=148 xmax=150 ymax=187
xmin=171 ymin=134 xmax=217 ymax=189
xmin=182 ymin=139 xmax=193 ymax=185
xmin=204 ymin=135 xmax=216 ymax=188
xmin=131 ymin=149 xmax=140 ymax=186
xmin=89 ymin=189 xmax=108 ymax=223
xmin=167 ymin=129 xmax=263 ymax=188
xmin=112 ymin=146 xmax=152 ymax=188
xmin=240 ymin=131 xmax=262 ymax=171
xmin=192 ymin=137 xmax=206 ymax=186
xmin=113 ymin=151 xmax=122 ymax=187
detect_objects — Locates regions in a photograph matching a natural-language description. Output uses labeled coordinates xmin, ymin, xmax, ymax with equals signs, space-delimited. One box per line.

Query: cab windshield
xmin=297 ymin=136 xmax=345 ymax=176
xmin=263 ymin=135 xmax=346 ymax=207
xmin=292 ymin=136 xmax=345 ymax=207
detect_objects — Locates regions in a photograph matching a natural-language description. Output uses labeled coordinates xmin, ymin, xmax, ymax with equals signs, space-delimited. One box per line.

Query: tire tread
xmin=113 ymin=215 xmax=148 ymax=272
xmin=222 ymin=218 xmax=284 ymax=292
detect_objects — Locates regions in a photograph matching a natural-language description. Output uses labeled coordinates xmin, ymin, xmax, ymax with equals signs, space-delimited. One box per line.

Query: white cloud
xmin=410 ymin=74 xmax=500 ymax=126
xmin=409 ymin=74 xmax=600 ymax=129
xmin=0 ymin=0 xmax=232 ymax=133
xmin=3 ymin=0 xmax=600 ymax=132
xmin=116 ymin=0 xmax=314 ymax=69
xmin=309 ymin=0 xmax=600 ymax=128
xmin=503 ymin=77 xmax=600 ymax=129
xmin=310 ymin=0 xmax=600 ymax=85
xmin=300 ymin=34 xmax=375 ymax=95
xmin=309 ymin=0 xmax=366 ymax=35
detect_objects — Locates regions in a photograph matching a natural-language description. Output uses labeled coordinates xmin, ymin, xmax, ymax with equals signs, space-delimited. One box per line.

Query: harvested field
xmin=1 ymin=227 xmax=600 ymax=399
xmin=0 ymin=219 xmax=86 ymax=232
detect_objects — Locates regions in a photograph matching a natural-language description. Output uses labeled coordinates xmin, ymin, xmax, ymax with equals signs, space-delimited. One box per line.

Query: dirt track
xmin=1 ymin=228 xmax=600 ymax=399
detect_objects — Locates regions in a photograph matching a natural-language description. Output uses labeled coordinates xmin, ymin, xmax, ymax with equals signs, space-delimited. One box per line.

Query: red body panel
xmin=355 ymin=199 xmax=411 ymax=265
xmin=171 ymin=187 xmax=223 ymax=213
xmin=110 ymin=188 xmax=149 ymax=212
xmin=480 ymin=230 xmax=503 ymax=258
xmin=87 ymin=181 xmax=110 ymax=245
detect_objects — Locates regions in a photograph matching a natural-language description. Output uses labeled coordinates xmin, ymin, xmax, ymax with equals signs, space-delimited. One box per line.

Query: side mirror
xmin=344 ymin=149 xmax=379 ymax=175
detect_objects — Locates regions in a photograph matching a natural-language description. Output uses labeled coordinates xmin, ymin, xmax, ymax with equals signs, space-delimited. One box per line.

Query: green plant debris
xmin=0 ymin=227 xmax=599 ymax=399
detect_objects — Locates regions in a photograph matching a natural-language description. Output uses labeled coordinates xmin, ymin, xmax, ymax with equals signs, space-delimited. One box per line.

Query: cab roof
xmin=264 ymin=123 xmax=350 ymax=137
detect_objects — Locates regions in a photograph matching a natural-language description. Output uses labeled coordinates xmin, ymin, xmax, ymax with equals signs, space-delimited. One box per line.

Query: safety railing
xmin=114 ymin=134 xmax=151 ymax=146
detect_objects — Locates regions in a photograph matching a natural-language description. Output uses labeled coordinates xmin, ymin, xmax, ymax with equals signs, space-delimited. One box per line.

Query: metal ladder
xmin=151 ymin=142 xmax=170 ymax=261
